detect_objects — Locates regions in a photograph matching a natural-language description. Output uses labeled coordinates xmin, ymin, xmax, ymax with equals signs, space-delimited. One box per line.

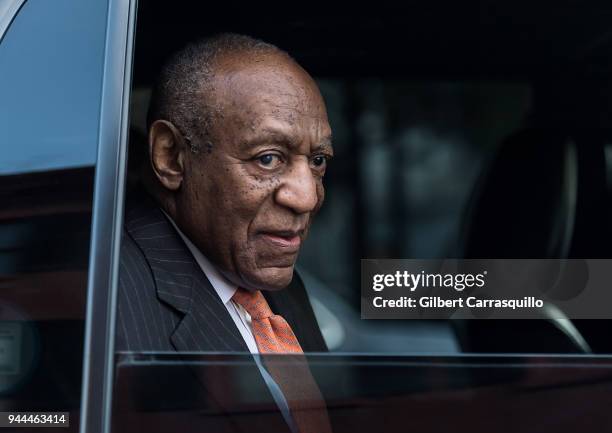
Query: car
xmin=2 ymin=1 xmax=612 ymax=432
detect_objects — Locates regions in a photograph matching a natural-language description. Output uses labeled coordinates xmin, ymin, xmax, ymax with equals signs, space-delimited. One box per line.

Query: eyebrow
xmin=259 ymin=128 xmax=297 ymax=145
xmin=242 ymin=128 xmax=334 ymax=154
xmin=313 ymin=136 xmax=334 ymax=154
xmin=240 ymin=128 xmax=296 ymax=150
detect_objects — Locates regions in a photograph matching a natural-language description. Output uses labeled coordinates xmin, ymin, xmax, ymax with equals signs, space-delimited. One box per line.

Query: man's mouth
xmin=258 ymin=230 xmax=302 ymax=249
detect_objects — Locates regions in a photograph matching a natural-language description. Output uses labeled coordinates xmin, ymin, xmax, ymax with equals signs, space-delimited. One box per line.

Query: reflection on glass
xmin=112 ymin=352 xmax=612 ymax=433
xmin=0 ymin=0 xmax=106 ymax=428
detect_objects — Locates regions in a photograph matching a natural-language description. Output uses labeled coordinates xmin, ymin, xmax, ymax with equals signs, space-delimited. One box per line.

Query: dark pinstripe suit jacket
xmin=115 ymin=197 xmax=328 ymax=354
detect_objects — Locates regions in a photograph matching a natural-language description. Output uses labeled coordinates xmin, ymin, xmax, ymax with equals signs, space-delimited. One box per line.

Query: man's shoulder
xmin=118 ymin=198 xmax=165 ymax=279
xmin=116 ymin=198 xmax=182 ymax=351
xmin=123 ymin=192 xmax=166 ymax=234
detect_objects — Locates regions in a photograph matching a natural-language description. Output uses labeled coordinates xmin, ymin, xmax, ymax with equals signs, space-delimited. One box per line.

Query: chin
xmin=244 ymin=266 xmax=295 ymax=292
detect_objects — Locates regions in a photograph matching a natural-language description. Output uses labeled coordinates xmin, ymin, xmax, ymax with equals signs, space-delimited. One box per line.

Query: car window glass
xmin=112 ymin=352 xmax=612 ymax=433
xmin=0 ymin=0 xmax=107 ymax=175
xmin=0 ymin=0 xmax=107 ymax=430
xmin=109 ymin=5 xmax=612 ymax=433
xmin=123 ymin=5 xmax=612 ymax=356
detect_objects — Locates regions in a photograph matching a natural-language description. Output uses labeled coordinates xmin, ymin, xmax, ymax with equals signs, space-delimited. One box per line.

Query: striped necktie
xmin=232 ymin=288 xmax=333 ymax=433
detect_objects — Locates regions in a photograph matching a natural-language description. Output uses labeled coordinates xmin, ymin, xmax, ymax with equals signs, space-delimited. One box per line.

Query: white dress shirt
xmin=164 ymin=213 xmax=297 ymax=432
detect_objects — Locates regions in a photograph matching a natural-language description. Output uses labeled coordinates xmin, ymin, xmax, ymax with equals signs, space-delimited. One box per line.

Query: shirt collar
xmin=162 ymin=211 xmax=237 ymax=305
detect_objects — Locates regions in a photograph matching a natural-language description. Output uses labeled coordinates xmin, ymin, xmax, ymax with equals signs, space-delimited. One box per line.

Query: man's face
xmin=175 ymin=53 xmax=333 ymax=291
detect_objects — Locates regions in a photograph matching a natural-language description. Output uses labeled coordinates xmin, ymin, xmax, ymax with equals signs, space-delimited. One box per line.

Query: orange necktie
xmin=232 ymin=288 xmax=333 ymax=433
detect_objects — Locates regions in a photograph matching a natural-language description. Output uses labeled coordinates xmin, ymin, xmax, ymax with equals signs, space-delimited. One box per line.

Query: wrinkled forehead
xmin=211 ymin=54 xmax=329 ymax=128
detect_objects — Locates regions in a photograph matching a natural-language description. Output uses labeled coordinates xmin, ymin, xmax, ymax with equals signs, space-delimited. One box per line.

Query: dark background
xmin=127 ymin=3 xmax=612 ymax=353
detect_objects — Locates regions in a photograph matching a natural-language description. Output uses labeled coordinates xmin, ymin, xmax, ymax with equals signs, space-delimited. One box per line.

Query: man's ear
xmin=148 ymin=120 xmax=186 ymax=191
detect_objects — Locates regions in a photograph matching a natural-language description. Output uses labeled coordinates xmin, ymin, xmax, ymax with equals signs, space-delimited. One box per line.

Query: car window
xmin=122 ymin=4 xmax=612 ymax=356
xmin=112 ymin=352 xmax=612 ymax=433
xmin=108 ymin=4 xmax=612 ymax=433
xmin=0 ymin=0 xmax=106 ymax=175
xmin=0 ymin=0 xmax=107 ymax=430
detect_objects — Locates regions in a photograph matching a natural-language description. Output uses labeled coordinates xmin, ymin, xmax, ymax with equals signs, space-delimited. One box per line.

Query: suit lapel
xmin=125 ymin=201 xmax=248 ymax=353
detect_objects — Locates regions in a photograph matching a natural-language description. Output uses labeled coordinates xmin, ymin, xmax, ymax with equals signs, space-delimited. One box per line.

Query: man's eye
xmin=256 ymin=153 xmax=282 ymax=168
xmin=311 ymin=155 xmax=327 ymax=168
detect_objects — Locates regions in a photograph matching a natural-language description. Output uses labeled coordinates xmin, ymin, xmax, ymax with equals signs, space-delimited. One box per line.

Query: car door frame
xmin=79 ymin=0 xmax=136 ymax=432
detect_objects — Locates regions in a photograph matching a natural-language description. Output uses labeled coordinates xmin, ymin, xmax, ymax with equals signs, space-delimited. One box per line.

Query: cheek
xmin=216 ymin=168 xmax=280 ymax=229
xmin=245 ymin=169 xmax=283 ymax=199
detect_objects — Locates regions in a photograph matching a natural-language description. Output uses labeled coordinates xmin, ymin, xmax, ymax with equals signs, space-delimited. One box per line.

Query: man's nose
xmin=274 ymin=160 xmax=319 ymax=214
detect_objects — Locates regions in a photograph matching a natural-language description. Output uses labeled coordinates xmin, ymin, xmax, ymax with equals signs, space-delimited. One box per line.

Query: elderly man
xmin=116 ymin=34 xmax=333 ymax=432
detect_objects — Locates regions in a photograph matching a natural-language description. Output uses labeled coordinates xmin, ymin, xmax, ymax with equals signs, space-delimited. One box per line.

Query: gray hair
xmin=147 ymin=33 xmax=290 ymax=154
